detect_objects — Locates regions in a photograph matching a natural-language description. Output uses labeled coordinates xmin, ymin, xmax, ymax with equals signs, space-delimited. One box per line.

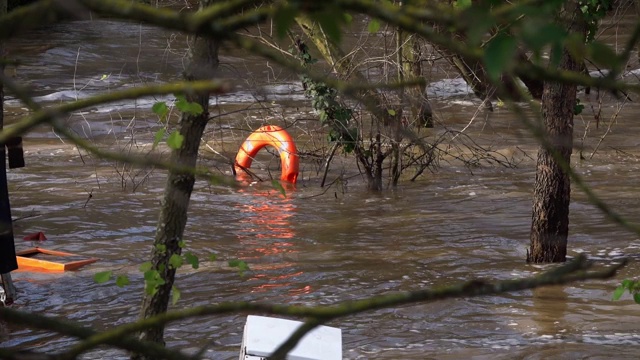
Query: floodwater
xmin=2 ymin=14 xmax=640 ymax=360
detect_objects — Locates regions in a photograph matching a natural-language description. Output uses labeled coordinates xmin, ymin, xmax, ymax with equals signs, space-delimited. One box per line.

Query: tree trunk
xmin=528 ymin=1 xmax=585 ymax=263
xmin=131 ymin=1 xmax=220 ymax=357
xmin=0 ymin=0 xmax=18 ymax=305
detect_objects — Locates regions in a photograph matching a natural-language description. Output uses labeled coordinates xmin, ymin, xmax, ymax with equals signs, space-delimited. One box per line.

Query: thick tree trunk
xmin=131 ymin=1 xmax=219 ymax=357
xmin=528 ymin=1 xmax=585 ymax=263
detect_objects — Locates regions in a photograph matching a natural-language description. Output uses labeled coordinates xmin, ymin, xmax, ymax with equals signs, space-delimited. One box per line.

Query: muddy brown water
xmin=2 ymin=18 xmax=640 ymax=359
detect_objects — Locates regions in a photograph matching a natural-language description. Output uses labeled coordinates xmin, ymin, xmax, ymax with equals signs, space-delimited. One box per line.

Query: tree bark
xmin=0 ymin=0 xmax=18 ymax=296
xmin=131 ymin=1 xmax=219 ymax=357
xmin=528 ymin=1 xmax=585 ymax=263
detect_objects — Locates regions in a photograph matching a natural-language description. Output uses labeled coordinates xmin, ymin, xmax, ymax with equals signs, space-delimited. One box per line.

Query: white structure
xmin=239 ymin=315 xmax=342 ymax=360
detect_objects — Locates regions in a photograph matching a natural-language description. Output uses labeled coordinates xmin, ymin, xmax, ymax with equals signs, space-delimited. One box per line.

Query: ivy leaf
xmin=171 ymin=286 xmax=181 ymax=305
xmin=368 ymin=19 xmax=381 ymax=33
xmin=94 ymin=271 xmax=112 ymax=284
xmin=167 ymin=130 xmax=184 ymax=150
xmin=169 ymin=254 xmax=183 ymax=269
xmin=185 ymin=252 xmax=199 ymax=269
xmin=271 ymin=179 xmax=287 ymax=198
xmin=483 ymin=33 xmax=517 ymax=81
xmin=115 ymin=275 xmax=130 ymax=288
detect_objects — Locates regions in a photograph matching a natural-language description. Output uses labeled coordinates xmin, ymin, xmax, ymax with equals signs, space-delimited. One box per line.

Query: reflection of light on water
xmin=235 ymin=185 xmax=310 ymax=296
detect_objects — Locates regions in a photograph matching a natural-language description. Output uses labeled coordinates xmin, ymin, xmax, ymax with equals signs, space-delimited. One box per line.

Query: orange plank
xmin=16 ymin=248 xmax=98 ymax=273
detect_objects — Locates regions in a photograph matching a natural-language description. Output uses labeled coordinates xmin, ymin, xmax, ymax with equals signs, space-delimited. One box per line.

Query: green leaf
xmin=455 ymin=0 xmax=472 ymax=8
xmin=209 ymin=253 xmax=218 ymax=262
xmin=139 ymin=261 xmax=153 ymax=272
xmin=588 ymin=41 xmax=621 ymax=71
xmin=483 ymin=33 xmax=517 ymax=81
xmin=155 ymin=244 xmax=167 ymax=254
xmin=521 ymin=23 xmax=566 ymax=51
xmin=167 ymin=130 xmax=184 ymax=150
xmin=368 ymin=19 xmax=381 ymax=33
xmin=143 ymin=269 xmax=165 ymax=295
xmin=94 ymin=271 xmax=112 ymax=284
xmin=184 ymin=102 xmax=204 ymax=116
xmin=316 ymin=11 xmax=342 ymax=43
xmin=271 ymin=179 xmax=287 ymax=198
xmin=550 ymin=41 xmax=563 ymax=67
xmin=387 ymin=109 xmax=396 ymax=116
xmin=169 ymin=254 xmax=183 ymax=269
xmin=274 ymin=5 xmax=297 ymax=39
xmin=612 ymin=285 xmax=626 ymax=301
xmin=621 ymin=279 xmax=634 ymax=288
xmin=99 ymin=74 xmax=109 ymax=81
xmin=633 ymin=292 xmax=640 ymax=304
xmin=115 ymin=275 xmax=130 ymax=287
xmin=229 ymin=259 xmax=250 ymax=271
xmin=185 ymin=252 xmax=200 ymax=269
xmin=152 ymin=128 xmax=165 ymax=150
xmin=171 ymin=286 xmax=181 ymax=305
xmin=152 ymin=101 xmax=169 ymax=119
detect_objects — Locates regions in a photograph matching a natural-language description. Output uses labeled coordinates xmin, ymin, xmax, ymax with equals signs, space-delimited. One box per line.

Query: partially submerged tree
xmin=133 ymin=0 xmax=221 ymax=354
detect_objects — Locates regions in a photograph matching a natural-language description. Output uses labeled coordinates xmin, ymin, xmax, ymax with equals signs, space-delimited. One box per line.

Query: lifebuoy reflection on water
xmin=234 ymin=125 xmax=299 ymax=184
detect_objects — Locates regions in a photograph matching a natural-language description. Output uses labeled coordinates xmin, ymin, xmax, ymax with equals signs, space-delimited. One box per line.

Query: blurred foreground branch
xmin=0 ymin=254 xmax=626 ymax=360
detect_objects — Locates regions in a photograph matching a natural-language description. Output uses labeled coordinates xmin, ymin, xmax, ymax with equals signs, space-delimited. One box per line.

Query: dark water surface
xmin=1 ymin=18 xmax=640 ymax=360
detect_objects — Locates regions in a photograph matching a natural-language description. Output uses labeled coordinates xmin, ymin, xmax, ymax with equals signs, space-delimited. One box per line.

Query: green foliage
xmin=274 ymin=4 xmax=298 ymax=38
xmin=94 ymin=271 xmax=112 ymax=284
xmin=295 ymin=40 xmax=358 ymax=154
xmin=367 ymin=19 xmax=381 ymax=34
xmin=613 ymin=279 xmax=640 ymax=304
xmin=579 ymin=0 xmax=613 ymax=42
xmin=483 ymin=32 xmax=517 ymax=81
xmin=185 ymin=252 xmax=199 ymax=269
xmin=229 ymin=259 xmax=250 ymax=276
xmin=174 ymin=95 xmax=204 ymax=116
xmin=454 ymin=0 xmax=472 ymax=9
xmin=169 ymin=254 xmax=183 ymax=269
xmin=143 ymin=268 xmax=165 ymax=296
xmin=152 ymin=101 xmax=169 ymax=120
xmin=94 ymin=243 xmax=214 ymax=302
xmin=171 ymin=286 xmax=181 ymax=305
xmin=166 ymin=130 xmax=184 ymax=150
xmin=574 ymin=98 xmax=585 ymax=115
xmin=151 ymin=96 xmax=202 ymax=150
xmin=271 ymin=179 xmax=287 ymax=198
xmin=115 ymin=275 xmax=130 ymax=288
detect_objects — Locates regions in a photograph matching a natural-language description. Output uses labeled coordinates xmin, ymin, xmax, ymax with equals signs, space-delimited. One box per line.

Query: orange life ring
xmin=235 ymin=125 xmax=299 ymax=184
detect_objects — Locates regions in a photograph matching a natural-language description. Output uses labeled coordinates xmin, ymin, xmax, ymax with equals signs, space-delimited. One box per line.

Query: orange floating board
xmin=16 ymin=248 xmax=98 ymax=272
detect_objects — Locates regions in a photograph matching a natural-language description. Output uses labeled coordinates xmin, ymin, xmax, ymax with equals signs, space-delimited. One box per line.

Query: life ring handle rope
xmin=235 ymin=125 xmax=299 ymax=184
